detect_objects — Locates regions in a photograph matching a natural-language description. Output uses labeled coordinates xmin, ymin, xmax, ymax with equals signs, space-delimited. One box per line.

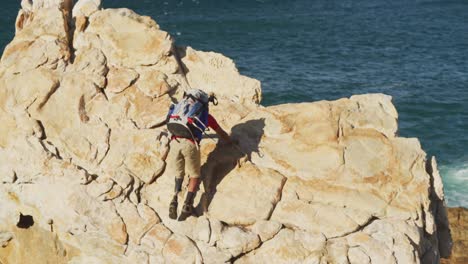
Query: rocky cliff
xmin=441 ymin=207 xmax=468 ymax=264
xmin=0 ymin=1 xmax=453 ymax=263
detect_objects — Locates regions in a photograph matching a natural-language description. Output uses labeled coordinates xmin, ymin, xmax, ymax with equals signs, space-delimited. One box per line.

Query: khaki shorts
xmin=167 ymin=138 xmax=201 ymax=179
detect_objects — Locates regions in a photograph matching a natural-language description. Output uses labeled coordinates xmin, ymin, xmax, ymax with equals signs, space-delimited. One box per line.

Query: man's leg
xmin=178 ymin=141 xmax=201 ymax=221
xmin=182 ymin=177 xmax=200 ymax=213
xmin=179 ymin=178 xmax=199 ymax=221
xmin=167 ymin=140 xmax=185 ymax=220
xmin=188 ymin=177 xmax=200 ymax=193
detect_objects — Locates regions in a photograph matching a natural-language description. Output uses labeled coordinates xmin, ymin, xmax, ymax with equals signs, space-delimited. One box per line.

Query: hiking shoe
xmin=169 ymin=197 xmax=178 ymax=220
xmin=178 ymin=203 xmax=193 ymax=221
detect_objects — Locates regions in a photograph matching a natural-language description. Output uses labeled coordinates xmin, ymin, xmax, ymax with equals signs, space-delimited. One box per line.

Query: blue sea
xmin=1 ymin=0 xmax=467 ymax=207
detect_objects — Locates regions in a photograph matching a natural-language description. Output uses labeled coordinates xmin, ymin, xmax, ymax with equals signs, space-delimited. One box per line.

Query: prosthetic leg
xmin=169 ymin=178 xmax=183 ymax=219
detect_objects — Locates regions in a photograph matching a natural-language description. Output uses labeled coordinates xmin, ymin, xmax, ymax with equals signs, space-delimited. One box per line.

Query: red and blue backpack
xmin=166 ymin=89 xmax=210 ymax=142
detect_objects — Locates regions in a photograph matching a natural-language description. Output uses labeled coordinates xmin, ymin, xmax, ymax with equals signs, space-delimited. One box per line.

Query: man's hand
xmin=156 ymin=128 xmax=170 ymax=161
xmin=156 ymin=128 xmax=169 ymax=141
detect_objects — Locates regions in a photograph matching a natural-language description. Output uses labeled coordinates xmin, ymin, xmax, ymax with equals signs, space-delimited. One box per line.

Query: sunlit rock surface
xmin=0 ymin=1 xmax=453 ymax=263
xmin=441 ymin=207 xmax=468 ymax=264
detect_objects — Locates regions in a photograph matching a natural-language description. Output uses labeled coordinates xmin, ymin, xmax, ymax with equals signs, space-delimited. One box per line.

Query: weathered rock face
xmin=0 ymin=1 xmax=453 ymax=263
xmin=441 ymin=207 xmax=468 ymax=264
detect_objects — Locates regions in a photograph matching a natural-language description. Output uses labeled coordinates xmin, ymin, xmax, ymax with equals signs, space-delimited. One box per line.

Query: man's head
xmin=184 ymin=89 xmax=218 ymax=105
xmin=184 ymin=88 xmax=209 ymax=104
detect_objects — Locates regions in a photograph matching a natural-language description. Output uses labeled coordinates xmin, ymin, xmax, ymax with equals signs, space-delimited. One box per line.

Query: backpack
xmin=167 ymin=89 xmax=210 ymax=141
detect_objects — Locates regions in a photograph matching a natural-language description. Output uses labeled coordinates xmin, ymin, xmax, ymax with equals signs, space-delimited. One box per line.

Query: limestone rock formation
xmin=441 ymin=207 xmax=468 ymax=264
xmin=0 ymin=1 xmax=453 ymax=263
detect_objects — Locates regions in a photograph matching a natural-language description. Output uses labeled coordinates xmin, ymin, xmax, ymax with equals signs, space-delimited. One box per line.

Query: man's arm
xmin=156 ymin=104 xmax=174 ymax=138
xmin=214 ymin=126 xmax=233 ymax=144
xmin=164 ymin=104 xmax=175 ymax=125
xmin=208 ymin=114 xmax=234 ymax=144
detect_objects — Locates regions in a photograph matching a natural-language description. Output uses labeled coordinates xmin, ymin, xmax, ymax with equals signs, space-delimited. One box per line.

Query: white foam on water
xmin=439 ymin=163 xmax=468 ymax=208
xmin=452 ymin=167 xmax=468 ymax=182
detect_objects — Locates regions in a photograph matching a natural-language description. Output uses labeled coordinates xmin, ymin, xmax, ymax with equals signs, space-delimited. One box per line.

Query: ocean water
xmin=1 ymin=0 xmax=467 ymax=207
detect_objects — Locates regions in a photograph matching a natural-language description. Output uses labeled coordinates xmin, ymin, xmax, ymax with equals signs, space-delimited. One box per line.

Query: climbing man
xmin=165 ymin=89 xmax=234 ymax=221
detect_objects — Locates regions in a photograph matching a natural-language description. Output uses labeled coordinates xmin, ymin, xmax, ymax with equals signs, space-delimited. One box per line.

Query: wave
xmin=439 ymin=163 xmax=468 ymax=208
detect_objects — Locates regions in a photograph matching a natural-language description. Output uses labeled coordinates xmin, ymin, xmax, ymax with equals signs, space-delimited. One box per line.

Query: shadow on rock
xmin=194 ymin=118 xmax=265 ymax=216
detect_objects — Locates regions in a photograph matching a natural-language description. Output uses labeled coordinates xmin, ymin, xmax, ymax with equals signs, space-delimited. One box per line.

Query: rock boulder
xmin=0 ymin=1 xmax=453 ymax=263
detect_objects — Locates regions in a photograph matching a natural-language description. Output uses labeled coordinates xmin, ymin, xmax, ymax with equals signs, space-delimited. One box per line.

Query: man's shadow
xmin=194 ymin=118 xmax=265 ymax=215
